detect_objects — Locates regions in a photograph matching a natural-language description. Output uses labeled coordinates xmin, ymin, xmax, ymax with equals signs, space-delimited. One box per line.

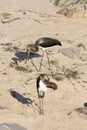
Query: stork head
xmin=40 ymin=74 xmax=50 ymax=82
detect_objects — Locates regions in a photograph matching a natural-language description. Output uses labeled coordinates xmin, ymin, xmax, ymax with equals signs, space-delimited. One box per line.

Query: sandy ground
xmin=0 ymin=0 xmax=87 ymax=130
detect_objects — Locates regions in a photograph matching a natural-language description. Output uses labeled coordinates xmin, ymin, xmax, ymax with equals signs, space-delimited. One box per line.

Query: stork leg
xmin=45 ymin=50 xmax=50 ymax=69
xmin=25 ymin=49 xmax=31 ymax=64
xmin=26 ymin=50 xmax=30 ymax=61
xmin=39 ymin=98 xmax=44 ymax=114
xmin=41 ymin=98 xmax=44 ymax=114
xmin=39 ymin=50 xmax=50 ymax=71
xmin=39 ymin=51 xmax=44 ymax=71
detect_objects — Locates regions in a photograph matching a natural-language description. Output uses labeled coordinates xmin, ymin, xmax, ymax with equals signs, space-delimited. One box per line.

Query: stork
xmin=26 ymin=37 xmax=62 ymax=71
xmin=36 ymin=74 xmax=57 ymax=114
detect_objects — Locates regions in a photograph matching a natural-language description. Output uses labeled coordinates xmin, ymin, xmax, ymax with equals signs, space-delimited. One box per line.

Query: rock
xmin=0 ymin=123 xmax=27 ymax=130
xmin=58 ymin=47 xmax=79 ymax=59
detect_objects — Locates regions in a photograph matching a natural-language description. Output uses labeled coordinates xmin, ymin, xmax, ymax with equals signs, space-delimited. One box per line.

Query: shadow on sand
xmin=12 ymin=51 xmax=41 ymax=71
xmin=12 ymin=51 xmax=41 ymax=61
xmin=10 ymin=90 xmax=38 ymax=113
xmin=10 ymin=90 xmax=33 ymax=105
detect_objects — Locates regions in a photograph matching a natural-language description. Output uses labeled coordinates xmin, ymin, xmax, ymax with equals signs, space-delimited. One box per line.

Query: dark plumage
xmin=36 ymin=74 xmax=50 ymax=98
xmin=35 ymin=37 xmax=62 ymax=48
xmin=35 ymin=37 xmax=62 ymax=71
xmin=36 ymin=74 xmax=57 ymax=114
xmin=26 ymin=37 xmax=62 ymax=71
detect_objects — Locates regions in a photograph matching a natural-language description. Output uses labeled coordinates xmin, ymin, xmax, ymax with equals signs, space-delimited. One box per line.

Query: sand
xmin=0 ymin=0 xmax=87 ymax=130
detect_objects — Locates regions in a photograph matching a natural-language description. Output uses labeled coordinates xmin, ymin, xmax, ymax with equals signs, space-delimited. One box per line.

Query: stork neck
xmin=43 ymin=80 xmax=57 ymax=90
xmin=35 ymin=41 xmax=39 ymax=46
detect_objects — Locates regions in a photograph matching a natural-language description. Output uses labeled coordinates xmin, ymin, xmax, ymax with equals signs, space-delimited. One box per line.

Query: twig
xmin=69 ymin=78 xmax=79 ymax=93
xmin=1 ymin=17 xmax=20 ymax=24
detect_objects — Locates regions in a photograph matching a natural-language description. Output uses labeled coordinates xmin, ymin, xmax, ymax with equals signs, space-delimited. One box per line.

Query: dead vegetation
xmin=10 ymin=62 xmax=33 ymax=73
xmin=51 ymin=63 xmax=87 ymax=93
xmin=5 ymin=46 xmax=19 ymax=52
xmin=2 ymin=43 xmax=20 ymax=52
xmin=77 ymin=43 xmax=87 ymax=51
xmin=50 ymin=60 xmax=58 ymax=68
xmin=15 ymin=66 xmax=32 ymax=73
xmin=51 ymin=72 xmax=64 ymax=81
xmin=64 ymin=69 xmax=79 ymax=79
xmin=57 ymin=7 xmax=86 ymax=18
xmin=51 ymin=66 xmax=79 ymax=81
xmin=58 ymin=0 xmax=87 ymax=7
xmin=57 ymin=2 xmax=87 ymax=18
xmin=1 ymin=13 xmax=20 ymax=24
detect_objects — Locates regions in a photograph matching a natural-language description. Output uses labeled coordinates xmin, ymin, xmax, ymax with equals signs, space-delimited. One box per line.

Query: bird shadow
xmin=10 ymin=90 xmax=33 ymax=105
xmin=12 ymin=51 xmax=41 ymax=61
xmin=12 ymin=51 xmax=41 ymax=71
xmin=10 ymin=90 xmax=39 ymax=113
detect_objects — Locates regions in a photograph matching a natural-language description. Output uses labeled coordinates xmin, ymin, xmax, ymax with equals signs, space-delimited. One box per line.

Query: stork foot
xmin=39 ymin=109 xmax=44 ymax=115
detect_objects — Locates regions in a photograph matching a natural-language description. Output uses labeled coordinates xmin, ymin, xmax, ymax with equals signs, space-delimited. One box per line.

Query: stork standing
xmin=36 ymin=74 xmax=57 ymax=114
xmin=26 ymin=37 xmax=62 ymax=71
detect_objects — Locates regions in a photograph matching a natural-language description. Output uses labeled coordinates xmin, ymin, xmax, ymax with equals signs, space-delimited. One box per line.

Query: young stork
xmin=36 ymin=74 xmax=57 ymax=114
xmin=26 ymin=37 xmax=62 ymax=71
xmin=35 ymin=37 xmax=62 ymax=71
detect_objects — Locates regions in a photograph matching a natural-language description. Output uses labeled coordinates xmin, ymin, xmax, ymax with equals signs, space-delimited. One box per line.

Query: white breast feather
xmin=39 ymin=46 xmax=46 ymax=51
xmin=39 ymin=80 xmax=48 ymax=92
